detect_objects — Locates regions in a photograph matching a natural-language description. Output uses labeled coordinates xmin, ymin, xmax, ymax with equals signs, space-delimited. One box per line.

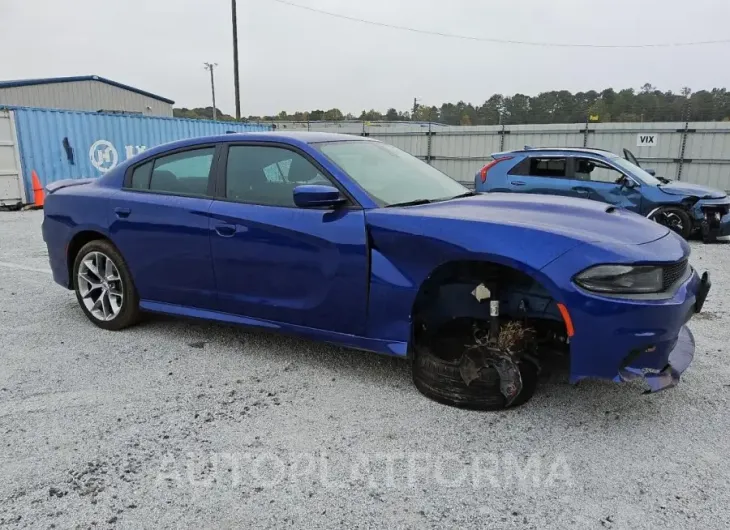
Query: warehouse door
xmin=0 ymin=110 xmax=25 ymax=207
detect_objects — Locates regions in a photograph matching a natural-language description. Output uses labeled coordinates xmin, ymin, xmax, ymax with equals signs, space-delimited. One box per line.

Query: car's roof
xmin=256 ymin=131 xmax=370 ymax=143
xmin=136 ymin=131 xmax=368 ymax=160
xmin=492 ymin=147 xmax=615 ymax=158
xmin=198 ymin=131 xmax=365 ymax=145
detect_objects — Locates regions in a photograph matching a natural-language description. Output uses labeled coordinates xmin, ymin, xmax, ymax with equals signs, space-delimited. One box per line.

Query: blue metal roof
xmin=0 ymin=75 xmax=175 ymax=104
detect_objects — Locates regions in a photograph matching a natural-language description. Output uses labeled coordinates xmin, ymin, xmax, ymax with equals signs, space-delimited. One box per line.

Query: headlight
xmin=574 ymin=265 xmax=663 ymax=294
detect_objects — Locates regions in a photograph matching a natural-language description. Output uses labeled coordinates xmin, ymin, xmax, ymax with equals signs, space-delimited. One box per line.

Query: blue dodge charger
xmin=42 ymin=132 xmax=711 ymax=410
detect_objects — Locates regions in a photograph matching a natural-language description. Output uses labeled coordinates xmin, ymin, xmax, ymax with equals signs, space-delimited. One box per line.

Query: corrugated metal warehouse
xmin=0 ymin=75 xmax=174 ymax=117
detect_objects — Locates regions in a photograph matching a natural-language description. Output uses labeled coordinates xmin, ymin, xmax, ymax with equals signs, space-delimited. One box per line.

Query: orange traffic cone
xmin=31 ymin=170 xmax=44 ymax=208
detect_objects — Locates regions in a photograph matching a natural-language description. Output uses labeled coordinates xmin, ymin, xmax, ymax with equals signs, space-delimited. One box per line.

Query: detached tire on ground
xmin=73 ymin=239 xmax=141 ymax=331
xmin=649 ymin=206 xmax=692 ymax=240
xmin=412 ymin=346 xmax=538 ymax=411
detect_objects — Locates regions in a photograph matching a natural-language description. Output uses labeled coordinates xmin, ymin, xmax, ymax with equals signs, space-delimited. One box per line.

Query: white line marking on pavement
xmin=0 ymin=261 xmax=52 ymax=274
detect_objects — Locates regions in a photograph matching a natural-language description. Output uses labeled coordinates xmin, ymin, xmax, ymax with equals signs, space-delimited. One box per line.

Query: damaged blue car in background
xmin=42 ymin=133 xmax=712 ymax=411
xmin=476 ymin=146 xmax=730 ymax=242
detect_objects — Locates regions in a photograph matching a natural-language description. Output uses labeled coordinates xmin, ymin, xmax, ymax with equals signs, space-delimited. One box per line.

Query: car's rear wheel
xmin=73 ymin=240 xmax=140 ymax=330
xmin=649 ymin=206 xmax=692 ymax=239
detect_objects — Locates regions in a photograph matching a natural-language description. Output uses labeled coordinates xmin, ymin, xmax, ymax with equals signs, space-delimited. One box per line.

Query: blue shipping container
xmin=7 ymin=106 xmax=271 ymax=200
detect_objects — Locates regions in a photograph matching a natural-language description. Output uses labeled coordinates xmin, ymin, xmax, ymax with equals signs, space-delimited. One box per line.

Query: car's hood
xmin=658 ymin=182 xmax=726 ymax=199
xmin=384 ymin=193 xmax=669 ymax=245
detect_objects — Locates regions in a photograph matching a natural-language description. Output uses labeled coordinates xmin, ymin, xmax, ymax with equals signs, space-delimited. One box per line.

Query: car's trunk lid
xmin=45 ymin=178 xmax=96 ymax=195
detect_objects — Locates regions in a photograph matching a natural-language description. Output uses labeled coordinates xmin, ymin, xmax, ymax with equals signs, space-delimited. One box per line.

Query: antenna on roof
xmin=524 ymin=145 xmax=534 ymax=150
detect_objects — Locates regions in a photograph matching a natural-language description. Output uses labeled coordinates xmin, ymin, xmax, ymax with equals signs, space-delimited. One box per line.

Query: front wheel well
xmin=410 ymin=260 xmax=570 ymax=409
xmin=647 ymin=204 xmax=694 ymax=238
xmin=411 ymin=260 xmax=568 ymax=353
xmin=413 ymin=260 xmax=533 ymax=312
xmin=66 ymin=231 xmax=110 ymax=286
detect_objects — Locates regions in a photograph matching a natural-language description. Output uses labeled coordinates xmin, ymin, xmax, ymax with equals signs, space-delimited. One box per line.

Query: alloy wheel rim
xmin=77 ymin=251 xmax=123 ymax=321
xmin=652 ymin=212 xmax=683 ymax=232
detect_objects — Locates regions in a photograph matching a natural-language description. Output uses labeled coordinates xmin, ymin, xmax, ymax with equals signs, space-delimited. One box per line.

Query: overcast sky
xmin=2 ymin=0 xmax=729 ymax=116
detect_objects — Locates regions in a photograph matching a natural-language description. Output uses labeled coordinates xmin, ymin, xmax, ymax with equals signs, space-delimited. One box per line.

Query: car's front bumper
xmin=696 ymin=200 xmax=730 ymax=239
xmin=573 ymin=268 xmax=709 ymax=392
xmin=616 ymin=325 xmax=694 ymax=392
xmin=542 ymin=229 xmax=709 ymax=390
xmin=717 ymin=211 xmax=730 ymax=237
xmin=616 ymin=270 xmax=709 ymax=392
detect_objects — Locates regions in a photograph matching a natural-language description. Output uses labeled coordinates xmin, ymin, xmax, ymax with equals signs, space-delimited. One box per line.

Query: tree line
xmin=173 ymin=85 xmax=730 ymax=125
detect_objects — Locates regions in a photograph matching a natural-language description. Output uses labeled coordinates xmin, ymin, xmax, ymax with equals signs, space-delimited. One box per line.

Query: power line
xmin=268 ymin=0 xmax=730 ymax=49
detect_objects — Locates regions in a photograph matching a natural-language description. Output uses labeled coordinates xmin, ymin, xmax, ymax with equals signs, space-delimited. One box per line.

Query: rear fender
xmin=43 ymin=189 xmax=113 ymax=288
xmin=475 ymin=155 xmax=523 ymax=191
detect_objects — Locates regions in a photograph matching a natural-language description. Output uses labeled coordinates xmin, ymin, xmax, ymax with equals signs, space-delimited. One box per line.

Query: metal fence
xmin=4 ymin=114 xmax=730 ymax=206
xmin=274 ymin=120 xmax=730 ymax=190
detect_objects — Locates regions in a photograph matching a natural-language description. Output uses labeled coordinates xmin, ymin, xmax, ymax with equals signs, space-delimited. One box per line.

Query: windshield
xmin=608 ymin=155 xmax=662 ymax=186
xmin=317 ymin=140 xmax=469 ymax=207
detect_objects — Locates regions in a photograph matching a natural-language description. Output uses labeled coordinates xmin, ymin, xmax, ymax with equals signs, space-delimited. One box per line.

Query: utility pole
xmin=231 ymin=0 xmax=242 ymax=120
xmin=412 ymin=98 xmax=419 ymax=121
xmin=204 ymin=62 xmax=218 ymax=121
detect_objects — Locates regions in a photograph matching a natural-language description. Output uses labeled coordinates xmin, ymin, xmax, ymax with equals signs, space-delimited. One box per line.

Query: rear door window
xmin=146 ymin=148 xmax=215 ymax=196
xmin=509 ymin=157 xmax=568 ymax=178
xmin=130 ymin=161 xmax=153 ymax=190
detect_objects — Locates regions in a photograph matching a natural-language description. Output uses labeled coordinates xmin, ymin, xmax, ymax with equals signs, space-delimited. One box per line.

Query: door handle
xmin=114 ymin=207 xmax=131 ymax=218
xmin=215 ymin=224 xmax=237 ymax=237
xmin=510 ymin=180 xmax=527 ymax=186
xmin=572 ymin=187 xmax=590 ymax=194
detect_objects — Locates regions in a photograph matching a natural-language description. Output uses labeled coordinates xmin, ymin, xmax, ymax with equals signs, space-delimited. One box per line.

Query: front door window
xmin=574 ymin=158 xmax=625 ymax=184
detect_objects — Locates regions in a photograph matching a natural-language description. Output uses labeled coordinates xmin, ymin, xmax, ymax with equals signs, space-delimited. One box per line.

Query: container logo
xmin=89 ymin=140 xmax=119 ymax=173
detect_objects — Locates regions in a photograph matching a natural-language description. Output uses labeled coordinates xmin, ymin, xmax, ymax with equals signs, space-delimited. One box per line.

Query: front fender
xmin=364 ymin=220 xmax=581 ymax=344
xmin=641 ymin=187 xmax=695 ymax=216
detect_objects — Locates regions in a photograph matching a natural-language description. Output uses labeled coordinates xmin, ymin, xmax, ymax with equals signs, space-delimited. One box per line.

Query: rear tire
xmin=649 ymin=206 xmax=692 ymax=239
xmin=412 ymin=346 xmax=538 ymax=411
xmin=72 ymin=239 xmax=140 ymax=331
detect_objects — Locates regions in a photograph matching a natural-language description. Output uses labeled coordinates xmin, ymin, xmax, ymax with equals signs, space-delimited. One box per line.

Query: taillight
xmin=479 ymin=156 xmax=513 ymax=183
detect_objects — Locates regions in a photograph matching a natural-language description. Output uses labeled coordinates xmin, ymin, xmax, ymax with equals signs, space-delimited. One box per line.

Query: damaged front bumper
xmin=615 ymin=271 xmax=710 ymax=393
xmin=699 ymin=203 xmax=730 ymax=239
xmin=616 ymin=325 xmax=694 ymax=393
xmin=556 ymin=249 xmax=711 ymax=394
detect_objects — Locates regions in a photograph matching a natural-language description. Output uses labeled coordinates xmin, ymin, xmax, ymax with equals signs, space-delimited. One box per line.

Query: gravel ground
xmin=1 ymin=210 xmax=729 ymax=529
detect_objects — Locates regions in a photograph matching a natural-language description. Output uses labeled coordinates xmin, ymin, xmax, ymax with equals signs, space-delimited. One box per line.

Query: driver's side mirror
xmin=293 ymin=185 xmax=346 ymax=208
